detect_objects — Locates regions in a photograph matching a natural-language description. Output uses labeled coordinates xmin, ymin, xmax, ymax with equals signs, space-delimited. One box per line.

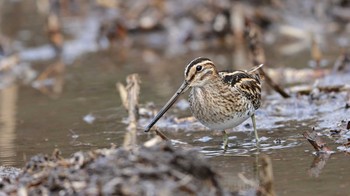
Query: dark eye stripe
xmin=188 ymin=73 xmax=195 ymax=82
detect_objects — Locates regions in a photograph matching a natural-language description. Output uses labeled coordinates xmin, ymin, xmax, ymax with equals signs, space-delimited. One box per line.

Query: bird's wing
xmin=219 ymin=70 xmax=261 ymax=109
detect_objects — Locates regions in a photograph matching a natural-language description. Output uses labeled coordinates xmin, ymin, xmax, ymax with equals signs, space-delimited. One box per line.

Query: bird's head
xmin=184 ymin=57 xmax=218 ymax=87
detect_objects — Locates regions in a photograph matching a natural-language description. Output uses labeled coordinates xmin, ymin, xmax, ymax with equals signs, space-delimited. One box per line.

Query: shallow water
xmin=1 ymin=1 xmax=350 ymax=195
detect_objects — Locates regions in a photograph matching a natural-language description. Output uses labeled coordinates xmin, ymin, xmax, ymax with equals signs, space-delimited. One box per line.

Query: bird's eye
xmin=196 ymin=65 xmax=202 ymax=71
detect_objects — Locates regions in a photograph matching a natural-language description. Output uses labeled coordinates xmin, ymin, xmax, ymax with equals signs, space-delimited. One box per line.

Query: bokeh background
xmin=1 ymin=0 xmax=350 ymax=195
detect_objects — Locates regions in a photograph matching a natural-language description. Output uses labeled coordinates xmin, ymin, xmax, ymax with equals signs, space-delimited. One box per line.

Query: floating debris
xmin=83 ymin=114 xmax=96 ymax=124
xmin=195 ymin=136 xmax=213 ymax=143
xmin=336 ymin=145 xmax=350 ymax=153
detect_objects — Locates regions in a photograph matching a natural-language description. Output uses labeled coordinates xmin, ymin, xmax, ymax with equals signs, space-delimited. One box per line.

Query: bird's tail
xmin=248 ymin=64 xmax=263 ymax=83
xmin=248 ymin=64 xmax=264 ymax=73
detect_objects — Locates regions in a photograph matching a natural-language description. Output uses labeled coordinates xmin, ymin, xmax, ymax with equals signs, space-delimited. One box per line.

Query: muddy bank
xmin=0 ymin=166 xmax=21 ymax=180
xmin=0 ymin=143 xmax=230 ymax=195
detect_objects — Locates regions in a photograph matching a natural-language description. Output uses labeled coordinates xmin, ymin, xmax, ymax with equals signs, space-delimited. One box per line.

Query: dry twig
xmin=303 ymin=129 xmax=332 ymax=177
xmin=117 ymin=74 xmax=141 ymax=149
xmin=303 ymin=129 xmax=331 ymax=152
xmin=245 ymin=21 xmax=290 ymax=98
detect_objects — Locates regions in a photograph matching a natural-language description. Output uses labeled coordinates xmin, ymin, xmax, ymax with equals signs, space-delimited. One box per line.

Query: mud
xmin=0 ymin=143 xmax=231 ymax=196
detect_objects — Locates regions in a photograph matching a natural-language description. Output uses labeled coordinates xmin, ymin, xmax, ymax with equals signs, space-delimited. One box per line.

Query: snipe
xmin=145 ymin=57 xmax=263 ymax=148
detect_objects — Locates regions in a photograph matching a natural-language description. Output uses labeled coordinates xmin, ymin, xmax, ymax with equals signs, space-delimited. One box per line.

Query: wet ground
xmin=1 ymin=0 xmax=350 ymax=195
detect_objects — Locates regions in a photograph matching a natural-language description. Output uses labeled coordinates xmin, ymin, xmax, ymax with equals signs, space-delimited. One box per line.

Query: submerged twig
xmin=245 ymin=21 xmax=290 ymax=98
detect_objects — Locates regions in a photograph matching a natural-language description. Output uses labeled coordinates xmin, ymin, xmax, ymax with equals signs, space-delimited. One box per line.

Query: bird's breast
xmin=189 ymin=86 xmax=254 ymax=130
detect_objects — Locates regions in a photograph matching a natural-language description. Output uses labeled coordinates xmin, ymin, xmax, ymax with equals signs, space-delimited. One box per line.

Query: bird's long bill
xmin=144 ymin=81 xmax=189 ymax=132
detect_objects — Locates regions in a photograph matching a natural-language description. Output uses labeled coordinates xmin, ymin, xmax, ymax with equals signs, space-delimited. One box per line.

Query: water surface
xmin=1 ymin=1 xmax=350 ymax=195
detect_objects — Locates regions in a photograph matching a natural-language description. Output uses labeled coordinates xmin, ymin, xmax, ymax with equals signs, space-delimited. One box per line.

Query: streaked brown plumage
xmin=145 ymin=57 xmax=263 ymax=148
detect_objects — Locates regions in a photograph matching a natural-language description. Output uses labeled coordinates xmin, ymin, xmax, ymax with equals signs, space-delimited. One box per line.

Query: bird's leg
xmin=251 ymin=114 xmax=259 ymax=143
xmin=222 ymin=130 xmax=228 ymax=150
